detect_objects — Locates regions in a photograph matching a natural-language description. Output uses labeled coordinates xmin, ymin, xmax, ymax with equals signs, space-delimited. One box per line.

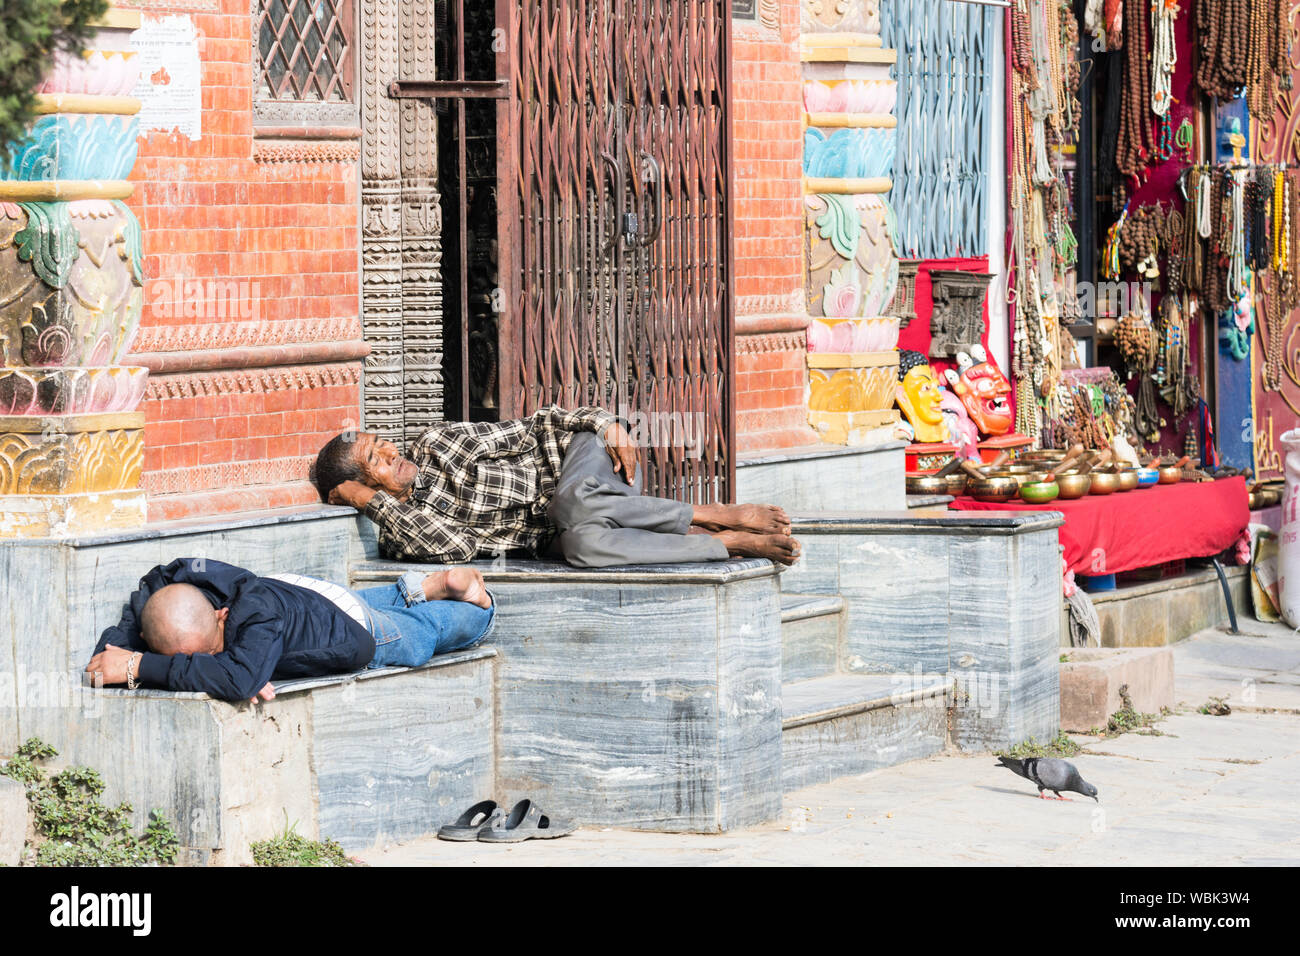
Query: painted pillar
xmin=800 ymin=0 xmax=902 ymax=445
xmin=0 ymin=9 xmax=148 ymax=537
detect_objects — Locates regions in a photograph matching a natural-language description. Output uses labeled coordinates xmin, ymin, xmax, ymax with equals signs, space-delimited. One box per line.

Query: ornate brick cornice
xmin=253 ymin=139 xmax=362 ymax=164
xmin=737 ymin=330 xmax=807 ymax=354
xmin=131 ymin=317 xmax=363 ymax=354
xmin=143 ymin=362 xmax=362 ymax=400
xmin=142 ymin=456 xmax=312 ymax=496
xmin=737 ymin=290 xmax=804 ymax=316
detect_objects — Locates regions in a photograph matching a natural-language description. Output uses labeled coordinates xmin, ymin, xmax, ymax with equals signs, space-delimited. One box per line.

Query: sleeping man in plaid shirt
xmin=314 ymin=406 xmax=801 ymax=568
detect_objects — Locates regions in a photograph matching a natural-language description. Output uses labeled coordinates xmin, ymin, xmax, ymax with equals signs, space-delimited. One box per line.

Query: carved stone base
xmin=809 ymin=408 xmax=899 ymax=446
xmin=0 ymin=412 xmax=144 ymax=496
xmin=0 ymin=489 xmax=147 ymax=537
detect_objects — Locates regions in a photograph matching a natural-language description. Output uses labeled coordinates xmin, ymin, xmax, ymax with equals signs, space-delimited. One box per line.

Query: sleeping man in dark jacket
xmin=85 ymin=558 xmax=495 ymax=703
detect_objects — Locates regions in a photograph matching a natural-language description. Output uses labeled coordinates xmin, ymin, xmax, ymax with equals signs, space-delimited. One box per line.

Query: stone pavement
xmin=357 ymin=622 xmax=1300 ymax=867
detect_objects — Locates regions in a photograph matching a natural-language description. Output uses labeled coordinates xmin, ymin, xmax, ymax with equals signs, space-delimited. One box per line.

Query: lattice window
xmin=256 ymin=0 xmax=355 ymax=107
xmin=883 ymin=0 xmax=995 ymax=259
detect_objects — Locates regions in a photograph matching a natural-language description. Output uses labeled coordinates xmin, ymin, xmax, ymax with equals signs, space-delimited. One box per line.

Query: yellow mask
xmin=896 ymin=364 xmax=947 ymax=444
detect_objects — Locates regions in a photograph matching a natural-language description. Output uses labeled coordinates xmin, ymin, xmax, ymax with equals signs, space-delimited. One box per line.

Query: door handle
xmin=599 ymin=150 xmax=622 ymax=260
xmin=633 ymin=151 xmax=664 ymax=248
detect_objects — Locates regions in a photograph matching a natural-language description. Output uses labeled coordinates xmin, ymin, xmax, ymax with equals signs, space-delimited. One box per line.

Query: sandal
xmin=437 ymin=800 xmax=505 ymax=842
xmin=477 ymin=799 xmax=576 ymax=843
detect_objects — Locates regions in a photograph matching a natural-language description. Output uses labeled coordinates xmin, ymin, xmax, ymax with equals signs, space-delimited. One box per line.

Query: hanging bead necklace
xmin=1152 ymin=0 xmax=1178 ymax=117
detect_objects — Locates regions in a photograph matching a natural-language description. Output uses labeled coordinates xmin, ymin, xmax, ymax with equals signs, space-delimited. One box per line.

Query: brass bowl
xmin=1089 ymin=472 xmax=1121 ymax=495
xmin=1056 ymin=473 xmax=1092 ymax=499
xmin=944 ymin=473 xmax=969 ymax=497
xmin=1005 ymin=463 xmax=1039 ymax=475
xmin=1021 ymin=448 xmax=1068 ymax=461
xmin=1158 ymin=466 xmax=1183 ymax=485
xmin=989 ymin=469 xmax=1051 ymax=489
xmin=1115 ymin=469 xmax=1139 ymax=492
xmin=907 ymin=474 xmax=950 ymax=496
xmin=1020 ymin=480 xmax=1060 ymax=504
xmin=969 ymin=476 xmax=1021 ymax=503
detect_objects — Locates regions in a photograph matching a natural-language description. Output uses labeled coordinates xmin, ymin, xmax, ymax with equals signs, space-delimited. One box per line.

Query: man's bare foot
xmin=693 ymin=503 xmax=791 ymax=535
xmin=422 ymin=567 xmax=492 ymax=609
xmin=714 ymin=531 xmax=801 ymax=566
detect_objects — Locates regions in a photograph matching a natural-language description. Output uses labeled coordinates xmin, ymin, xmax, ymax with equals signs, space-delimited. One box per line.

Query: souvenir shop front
xmin=892 ymin=1 xmax=1297 ymax=632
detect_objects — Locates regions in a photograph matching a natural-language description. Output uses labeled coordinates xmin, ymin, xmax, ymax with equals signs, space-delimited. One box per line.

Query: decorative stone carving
xmin=359 ymin=0 xmax=444 ymax=445
xmin=890 ymin=260 xmax=919 ymax=329
xmin=0 ymin=414 xmax=143 ymax=495
xmin=0 ymin=366 xmax=149 ymax=415
xmin=805 ymin=194 xmax=896 ymax=321
xmin=802 ymin=0 xmax=881 ymax=35
xmin=0 ymin=14 xmax=150 ymax=538
xmin=360 ymin=0 xmax=408 ymax=444
xmin=927 ymin=270 xmax=992 ymax=359
xmin=0 ymin=201 xmax=145 ymax=366
xmin=803 ymin=127 xmax=895 ymax=179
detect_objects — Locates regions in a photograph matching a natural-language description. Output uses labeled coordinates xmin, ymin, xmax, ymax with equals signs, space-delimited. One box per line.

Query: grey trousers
xmin=546 ymin=432 xmax=730 ymax=568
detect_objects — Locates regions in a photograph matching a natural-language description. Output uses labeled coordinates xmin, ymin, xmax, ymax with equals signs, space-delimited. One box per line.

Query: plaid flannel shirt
xmin=364 ymin=405 xmax=617 ymax=563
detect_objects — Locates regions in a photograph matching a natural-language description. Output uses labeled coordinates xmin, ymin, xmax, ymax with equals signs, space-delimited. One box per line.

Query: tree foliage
xmin=0 ymin=0 xmax=111 ymax=151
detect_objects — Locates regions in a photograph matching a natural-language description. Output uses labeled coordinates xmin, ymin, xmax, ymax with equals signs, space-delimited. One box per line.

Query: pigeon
xmin=996 ymin=756 xmax=1099 ymax=802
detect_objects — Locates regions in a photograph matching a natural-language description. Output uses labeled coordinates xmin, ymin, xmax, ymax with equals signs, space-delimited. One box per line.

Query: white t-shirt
xmin=266 ymin=572 xmax=370 ymax=632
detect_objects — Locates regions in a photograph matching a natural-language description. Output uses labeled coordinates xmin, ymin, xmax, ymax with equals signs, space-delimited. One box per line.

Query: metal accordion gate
xmin=496 ymin=0 xmax=736 ymax=504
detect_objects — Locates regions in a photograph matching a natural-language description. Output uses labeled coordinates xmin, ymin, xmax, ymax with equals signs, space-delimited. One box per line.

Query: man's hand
xmin=250 ymin=682 xmax=276 ymax=705
xmin=85 ymin=645 xmax=135 ymax=686
xmin=602 ymin=423 xmax=640 ymax=485
xmin=329 ymin=480 xmax=378 ymax=511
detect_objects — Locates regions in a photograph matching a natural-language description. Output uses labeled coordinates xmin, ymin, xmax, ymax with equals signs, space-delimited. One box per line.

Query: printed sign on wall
xmin=130 ymin=14 xmax=202 ymax=141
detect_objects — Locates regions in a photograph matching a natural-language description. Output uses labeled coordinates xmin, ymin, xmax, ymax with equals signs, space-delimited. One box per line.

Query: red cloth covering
xmin=950 ymin=477 xmax=1250 ymax=576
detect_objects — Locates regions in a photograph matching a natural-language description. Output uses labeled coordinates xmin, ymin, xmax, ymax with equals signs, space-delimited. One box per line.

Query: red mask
xmin=944 ymin=349 xmax=1013 ymax=437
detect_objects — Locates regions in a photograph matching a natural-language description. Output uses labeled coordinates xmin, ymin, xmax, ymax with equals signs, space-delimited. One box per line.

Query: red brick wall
xmin=731 ymin=3 xmax=816 ymax=454
xmin=122 ymin=0 xmax=362 ymax=522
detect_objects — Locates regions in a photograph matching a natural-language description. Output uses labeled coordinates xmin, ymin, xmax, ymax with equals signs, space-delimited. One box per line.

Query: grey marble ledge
xmin=790 ymin=510 xmax=1065 ymax=537
xmin=2 ymin=504 xmax=359 ymax=549
xmin=782 ymin=673 xmax=953 ymax=729
xmin=780 ymin=592 xmax=845 ymax=623
xmin=81 ymin=647 xmax=498 ymax=702
xmin=352 ymin=556 xmax=781 ymax=585
xmin=907 ymin=494 xmax=954 ymax=509
xmin=739 ymin=440 xmax=908 ymax=467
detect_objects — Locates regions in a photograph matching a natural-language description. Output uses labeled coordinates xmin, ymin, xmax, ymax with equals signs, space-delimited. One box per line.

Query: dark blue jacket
xmin=93 ymin=558 xmax=375 ymax=702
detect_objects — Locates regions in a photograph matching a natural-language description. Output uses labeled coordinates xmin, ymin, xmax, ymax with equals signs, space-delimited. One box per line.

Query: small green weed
xmin=250 ymin=813 xmax=359 ymax=867
xmin=0 ymin=738 xmax=178 ymax=866
xmin=1000 ymin=732 xmax=1082 ymax=759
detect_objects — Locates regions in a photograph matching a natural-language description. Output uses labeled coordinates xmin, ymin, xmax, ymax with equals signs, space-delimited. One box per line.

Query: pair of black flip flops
xmin=437 ymin=799 xmax=576 ymax=843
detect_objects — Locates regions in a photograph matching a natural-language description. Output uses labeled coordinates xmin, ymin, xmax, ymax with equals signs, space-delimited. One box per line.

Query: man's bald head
xmin=141 ymin=584 xmax=221 ymax=656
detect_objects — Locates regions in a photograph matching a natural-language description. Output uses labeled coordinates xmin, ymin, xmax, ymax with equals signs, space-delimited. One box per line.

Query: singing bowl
xmin=1020 ymin=480 xmax=1060 ymax=504
xmin=1116 ymin=469 xmax=1139 ymax=492
xmin=944 ymin=473 xmax=969 ymax=496
xmin=969 ymin=476 xmax=1021 ymax=502
xmin=907 ymin=475 xmax=950 ymax=496
xmin=1022 ymin=449 xmax=1068 ymax=461
xmin=1158 ymin=466 xmax=1183 ymax=484
xmin=1088 ymin=472 xmax=1121 ymax=495
xmin=990 ymin=469 xmax=1049 ymax=489
xmin=1056 ymin=473 xmax=1092 ymax=499
xmin=1136 ymin=468 xmax=1159 ymax=488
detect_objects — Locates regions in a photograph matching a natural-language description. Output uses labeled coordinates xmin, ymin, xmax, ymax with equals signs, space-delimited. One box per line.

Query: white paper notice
xmin=130 ymin=15 xmax=203 ymax=141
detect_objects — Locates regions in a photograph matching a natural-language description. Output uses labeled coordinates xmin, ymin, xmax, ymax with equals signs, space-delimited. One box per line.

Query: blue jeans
xmin=358 ymin=584 xmax=496 ymax=669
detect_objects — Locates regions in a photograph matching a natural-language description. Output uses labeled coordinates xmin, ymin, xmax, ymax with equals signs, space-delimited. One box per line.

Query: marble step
xmin=352 ymin=557 xmax=785 ymax=833
xmin=780 ymin=511 xmax=1064 ymax=751
xmin=781 ymin=673 xmax=953 ymax=793
xmin=780 ymin=592 xmax=845 ymax=682
xmin=53 ymin=648 xmax=498 ymax=865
